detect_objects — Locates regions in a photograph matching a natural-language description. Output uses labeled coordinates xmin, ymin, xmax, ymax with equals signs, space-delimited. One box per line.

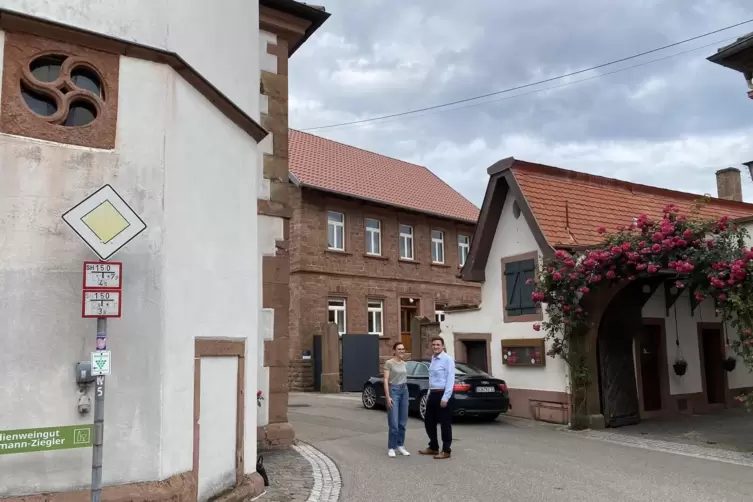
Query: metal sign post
xmin=62 ymin=185 xmax=145 ymax=502
xmin=91 ymin=318 xmax=107 ymax=502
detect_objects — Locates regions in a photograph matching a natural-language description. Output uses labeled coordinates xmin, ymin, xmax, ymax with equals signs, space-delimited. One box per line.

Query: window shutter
xmin=519 ymin=259 xmax=536 ymax=309
xmin=504 ymin=261 xmax=522 ymax=313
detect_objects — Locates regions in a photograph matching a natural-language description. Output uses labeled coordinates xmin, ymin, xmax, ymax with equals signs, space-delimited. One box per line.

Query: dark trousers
xmin=425 ymin=391 xmax=452 ymax=453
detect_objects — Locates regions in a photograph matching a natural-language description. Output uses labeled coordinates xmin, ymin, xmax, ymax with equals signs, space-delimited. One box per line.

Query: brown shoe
xmin=433 ymin=451 xmax=451 ymax=460
xmin=418 ymin=448 xmax=439 ymax=455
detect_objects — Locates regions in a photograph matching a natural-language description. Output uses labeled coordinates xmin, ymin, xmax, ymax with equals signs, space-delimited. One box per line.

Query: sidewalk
xmin=257 ymin=440 xmax=341 ymax=502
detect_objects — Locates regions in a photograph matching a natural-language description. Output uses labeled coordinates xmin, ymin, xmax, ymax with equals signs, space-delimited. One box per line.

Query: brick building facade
xmin=288 ymin=131 xmax=481 ymax=390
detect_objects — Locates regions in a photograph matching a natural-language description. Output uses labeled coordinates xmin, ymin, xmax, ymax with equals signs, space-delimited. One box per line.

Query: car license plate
xmin=476 ymin=386 xmax=494 ymax=393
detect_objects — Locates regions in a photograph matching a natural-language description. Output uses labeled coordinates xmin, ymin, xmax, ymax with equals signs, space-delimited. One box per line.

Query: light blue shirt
xmin=429 ymin=351 xmax=456 ymax=402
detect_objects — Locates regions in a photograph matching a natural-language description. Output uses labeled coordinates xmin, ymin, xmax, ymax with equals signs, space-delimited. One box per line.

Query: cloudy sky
xmin=288 ymin=0 xmax=753 ymax=207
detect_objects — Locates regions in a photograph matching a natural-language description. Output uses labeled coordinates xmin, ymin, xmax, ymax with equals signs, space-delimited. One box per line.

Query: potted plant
xmin=723 ymin=356 xmax=737 ymax=372
xmin=257 ymin=390 xmax=264 ymax=407
xmin=673 ymin=358 xmax=688 ymax=376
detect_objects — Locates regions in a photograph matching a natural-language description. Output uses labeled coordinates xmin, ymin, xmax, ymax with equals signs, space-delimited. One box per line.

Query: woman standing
xmin=383 ymin=342 xmax=410 ymax=457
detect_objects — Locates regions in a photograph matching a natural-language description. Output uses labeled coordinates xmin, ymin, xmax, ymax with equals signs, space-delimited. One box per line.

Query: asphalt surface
xmin=289 ymin=392 xmax=753 ymax=502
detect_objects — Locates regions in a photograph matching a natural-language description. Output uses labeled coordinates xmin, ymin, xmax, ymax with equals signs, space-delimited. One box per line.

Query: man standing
xmin=419 ymin=336 xmax=455 ymax=459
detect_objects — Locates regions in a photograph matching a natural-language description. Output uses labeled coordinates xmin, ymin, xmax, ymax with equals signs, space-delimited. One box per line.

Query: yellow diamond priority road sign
xmin=62 ymin=185 xmax=147 ymax=261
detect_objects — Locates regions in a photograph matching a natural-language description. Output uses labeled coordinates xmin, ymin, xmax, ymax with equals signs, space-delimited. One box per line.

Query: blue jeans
xmin=387 ymin=384 xmax=408 ymax=449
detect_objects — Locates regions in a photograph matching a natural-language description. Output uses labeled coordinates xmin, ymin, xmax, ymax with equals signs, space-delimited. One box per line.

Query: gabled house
xmin=288 ymin=130 xmax=481 ymax=391
xmin=441 ymin=158 xmax=753 ymax=426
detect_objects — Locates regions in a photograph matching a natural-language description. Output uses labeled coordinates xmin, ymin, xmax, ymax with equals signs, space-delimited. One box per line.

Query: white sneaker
xmin=388 ymin=449 xmax=396 ymax=457
xmin=397 ymin=446 xmax=410 ymax=456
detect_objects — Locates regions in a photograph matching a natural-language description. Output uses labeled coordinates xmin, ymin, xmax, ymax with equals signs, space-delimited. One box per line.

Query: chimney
xmin=715 ymin=167 xmax=743 ymax=202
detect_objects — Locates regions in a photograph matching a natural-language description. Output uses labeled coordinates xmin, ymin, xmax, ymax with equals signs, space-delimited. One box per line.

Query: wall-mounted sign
xmin=0 ymin=425 xmax=94 ymax=455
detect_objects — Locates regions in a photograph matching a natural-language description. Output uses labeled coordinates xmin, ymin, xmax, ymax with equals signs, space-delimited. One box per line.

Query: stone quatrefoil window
xmin=20 ymin=54 xmax=104 ymax=127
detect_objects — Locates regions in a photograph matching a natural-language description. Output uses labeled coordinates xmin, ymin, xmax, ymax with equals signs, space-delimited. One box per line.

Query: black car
xmin=361 ymin=360 xmax=510 ymax=421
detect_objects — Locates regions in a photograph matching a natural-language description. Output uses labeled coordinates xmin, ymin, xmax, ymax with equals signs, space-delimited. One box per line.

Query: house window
xmin=431 ymin=230 xmax=445 ymax=264
xmin=327 ymin=211 xmax=345 ymax=251
xmin=367 ymin=299 xmax=383 ymax=335
xmin=435 ymin=302 xmax=447 ymax=323
xmin=365 ymin=218 xmax=381 ymax=256
xmin=458 ymin=235 xmax=470 ymax=266
xmin=399 ymin=224 xmax=414 ymax=260
xmin=0 ymin=32 xmax=120 ymax=149
xmin=328 ymin=298 xmax=347 ymax=334
xmin=503 ymin=257 xmax=540 ymax=321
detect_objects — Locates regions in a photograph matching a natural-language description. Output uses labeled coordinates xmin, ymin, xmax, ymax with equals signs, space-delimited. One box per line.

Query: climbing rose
xmin=552 ymin=272 xmax=563 ymax=281
xmin=532 ymin=323 xmax=541 ymax=332
xmin=597 ymin=226 xmax=606 ymax=234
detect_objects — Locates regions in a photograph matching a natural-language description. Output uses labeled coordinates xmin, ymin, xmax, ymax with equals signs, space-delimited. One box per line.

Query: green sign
xmin=0 ymin=425 xmax=93 ymax=455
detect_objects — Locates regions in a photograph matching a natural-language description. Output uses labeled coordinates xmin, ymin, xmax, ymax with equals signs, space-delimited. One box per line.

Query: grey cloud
xmin=288 ymin=0 xmax=753 ymax=206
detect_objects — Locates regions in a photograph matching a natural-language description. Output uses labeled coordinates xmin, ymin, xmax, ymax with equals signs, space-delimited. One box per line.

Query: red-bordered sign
xmin=82 ymin=289 xmax=122 ymax=318
xmin=83 ymin=261 xmax=122 ymax=289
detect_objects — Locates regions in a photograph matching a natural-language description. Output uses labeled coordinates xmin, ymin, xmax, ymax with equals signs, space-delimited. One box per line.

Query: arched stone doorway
xmin=578 ymin=277 xmax=664 ymax=428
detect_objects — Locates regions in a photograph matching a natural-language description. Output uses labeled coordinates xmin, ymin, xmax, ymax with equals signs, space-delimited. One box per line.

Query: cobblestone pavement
xmin=579 ymin=409 xmax=753 ymax=452
xmin=256 ymin=441 xmax=341 ymax=502
xmin=565 ymin=428 xmax=753 ymax=467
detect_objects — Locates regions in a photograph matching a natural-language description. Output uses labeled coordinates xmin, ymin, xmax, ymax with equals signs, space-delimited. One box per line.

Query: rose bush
xmin=530 ymin=201 xmax=753 ymax=413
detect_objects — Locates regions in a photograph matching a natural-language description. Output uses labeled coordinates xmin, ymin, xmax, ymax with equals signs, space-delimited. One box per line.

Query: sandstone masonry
xmin=289 ymin=188 xmax=481 ymax=390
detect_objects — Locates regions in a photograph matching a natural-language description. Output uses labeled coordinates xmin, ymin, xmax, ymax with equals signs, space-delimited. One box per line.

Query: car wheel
xmin=362 ymin=384 xmax=377 ymax=410
xmin=419 ymin=392 xmax=428 ymax=421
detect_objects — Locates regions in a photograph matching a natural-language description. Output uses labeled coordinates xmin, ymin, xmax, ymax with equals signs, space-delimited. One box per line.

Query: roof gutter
xmin=259 ymin=0 xmax=331 ymax=56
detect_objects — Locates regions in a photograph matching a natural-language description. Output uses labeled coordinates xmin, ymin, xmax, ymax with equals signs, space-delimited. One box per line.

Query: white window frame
xmin=365 ymin=218 xmax=381 ymax=256
xmin=399 ymin=224 xmax=414 ymax=260
xmin=327 ymin=211 xmax=345 ymax=251
xmin=435 ymin=302 xmax=447 ymax=323
xmin=328 ymin=297 xmax=347 ymax=335
xmin=431 ymin=229 xmax=445 ymax=264
xmin=458 ymin=234 xmax=470 ymax=267
xmin=367 ymin=299 xmax=384 ymax=336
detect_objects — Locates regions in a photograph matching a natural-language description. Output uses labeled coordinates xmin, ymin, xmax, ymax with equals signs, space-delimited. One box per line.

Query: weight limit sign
xmin=82 ymin=290 xmax=122 ymax=318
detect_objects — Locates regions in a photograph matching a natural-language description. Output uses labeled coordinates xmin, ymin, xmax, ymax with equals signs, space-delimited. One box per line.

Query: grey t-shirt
xmin=384 ymin=359 xmax=408 ymax=385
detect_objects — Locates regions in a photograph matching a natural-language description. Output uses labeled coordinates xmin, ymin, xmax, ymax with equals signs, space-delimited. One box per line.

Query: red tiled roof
xmin=289 ymin=130 xmax=480 ymax=222
xmin=512 ymin=161 xmax=753 ymax=247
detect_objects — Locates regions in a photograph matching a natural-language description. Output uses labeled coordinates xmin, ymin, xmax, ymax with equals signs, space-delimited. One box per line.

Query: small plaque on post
xmin=83 ymin=261 xmax=122 ymax=289
xmin=82 ymin=290 xmax=122 ymax=318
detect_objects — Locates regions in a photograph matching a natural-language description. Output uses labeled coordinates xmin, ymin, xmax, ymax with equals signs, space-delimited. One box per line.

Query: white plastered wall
xmin=162 ymin=70 xmax=261 ymax=481
xmin=642 ymin=277 xmax=753 ymax=395
xmin=442 ymin=192 xmax=569 ymax=394
xmin=0 ymin=44 xmax=263 ymax=499
xmin=197 ymin=357 xmax=238 ymax=502
xmin=0 ymin=0 xmax=261 ymax=119
xmin=0 ymin=52 xmax=167 ymax=495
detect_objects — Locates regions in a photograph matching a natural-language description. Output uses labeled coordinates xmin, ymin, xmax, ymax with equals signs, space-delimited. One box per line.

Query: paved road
xmin=289 ymin=393 xmax=753 ymax=502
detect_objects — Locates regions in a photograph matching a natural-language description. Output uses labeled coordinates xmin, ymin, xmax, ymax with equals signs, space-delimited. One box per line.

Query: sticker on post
xmin=91 ymin=351 xmax=111 ymax=376
xmin=82 ymin=289 xmax=121 ymax=318
xmin=62 ymin=184 xmax=147 ymax=261
xmin=84 ymin=261 xmax=122 ymax=289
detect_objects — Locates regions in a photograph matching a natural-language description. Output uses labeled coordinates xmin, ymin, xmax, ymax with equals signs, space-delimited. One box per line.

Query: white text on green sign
xmin=0 ymin=425 xmax=93 ymax=455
